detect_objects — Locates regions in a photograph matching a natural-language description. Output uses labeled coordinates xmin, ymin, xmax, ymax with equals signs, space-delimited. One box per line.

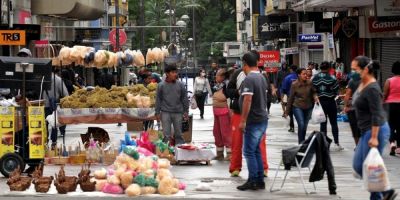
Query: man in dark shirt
xmin=208 ymin=62 xmax=219 ymax=94
xmin=236 ymin=52 xmax=268 ymax=191
xmin=312 ymin=61 xmax=342 ymax=151
xmin=281 ymin=65 xmax=298 ymax=132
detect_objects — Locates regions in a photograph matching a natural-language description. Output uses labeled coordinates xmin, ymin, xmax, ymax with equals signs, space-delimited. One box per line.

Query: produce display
xmin=56 ymin=46 xmax=146 ymax=67
xmin=60 ymin=83 xmax=157 ymax=109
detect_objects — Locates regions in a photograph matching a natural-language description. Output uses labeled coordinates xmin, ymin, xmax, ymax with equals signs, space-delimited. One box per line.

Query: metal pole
xmin=192 ymin=1 xmax=196 ymax=71
xmin=169 ymin=0 xmax=172 ymax=43
xmin=115 ymin=0 xmax=120 ymax=52
xmin=139 ymin=0 xmax=145 ymax=50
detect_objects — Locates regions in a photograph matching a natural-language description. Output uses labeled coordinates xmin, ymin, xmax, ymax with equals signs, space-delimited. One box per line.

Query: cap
xmin=17 ymin=48 xmax=32 ymax=57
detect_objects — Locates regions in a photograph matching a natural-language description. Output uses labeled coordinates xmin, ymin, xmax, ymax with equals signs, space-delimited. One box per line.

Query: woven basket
xmin=102 ymin=149 xmax=118 ymax=165
xmin=51 ymin=157 xmax=69 ymax=165
xmin=69 ymin=154 xmax=86 ymax=165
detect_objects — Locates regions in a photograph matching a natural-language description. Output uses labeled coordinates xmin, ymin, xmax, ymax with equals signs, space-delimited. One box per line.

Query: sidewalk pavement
xmin=0 ymin=103 xmax=399 ymax=199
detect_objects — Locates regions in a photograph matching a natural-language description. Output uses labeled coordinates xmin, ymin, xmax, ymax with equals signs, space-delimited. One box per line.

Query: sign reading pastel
xmin=298 ymin=34 xmax=322 ymax=42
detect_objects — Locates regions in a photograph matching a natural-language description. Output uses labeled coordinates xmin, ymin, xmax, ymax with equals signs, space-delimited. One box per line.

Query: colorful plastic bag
xmin=136 ymin=131 xmax=155 ymax=153
xmin=363 ymin=147 xmax=391 ymax=192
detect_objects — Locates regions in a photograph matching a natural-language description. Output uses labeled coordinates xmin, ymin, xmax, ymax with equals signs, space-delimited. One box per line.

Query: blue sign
xmin=298 ymin=34 xmax=322 ymax=42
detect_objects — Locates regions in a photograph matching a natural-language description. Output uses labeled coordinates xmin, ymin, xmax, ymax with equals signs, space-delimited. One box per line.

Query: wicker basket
xmin=102 ymin=150 xmax=118 ymax=165
xmin=69 ymin=154 xmax=86 ymax=165
xmin=51 ymin=157 xmax=69 ymax=165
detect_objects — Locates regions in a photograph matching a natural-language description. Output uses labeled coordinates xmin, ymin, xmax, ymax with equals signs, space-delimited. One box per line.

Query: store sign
xmin=368 ymin=17 xmax=400 ymax=33
xmin=333 ymin=17 xmax=359 ymax=38
xmin=0 ymin=30 xmax=26 ymax=45
xmin=258 ymin=16 xmax=289 ymax=40
xmin=258 ymin=51 xmax=280 ymax=72
xmin=280 ymin=47 xmax=299 ymax=55
xmin=376 ymin=0 xmax=400 ymax=17
xmin=298 ymin=34 xmax=322 ymax=42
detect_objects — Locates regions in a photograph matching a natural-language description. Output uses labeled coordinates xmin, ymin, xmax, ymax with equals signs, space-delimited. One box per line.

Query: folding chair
xmin=270 ymin=134 xmax=317 ymax=194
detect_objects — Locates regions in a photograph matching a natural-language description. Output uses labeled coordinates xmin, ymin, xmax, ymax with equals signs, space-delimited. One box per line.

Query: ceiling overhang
xmin=32 ymin=0 xmax=105 ymax=20
xmin=291 ymin=0 xmax=374 ymax=12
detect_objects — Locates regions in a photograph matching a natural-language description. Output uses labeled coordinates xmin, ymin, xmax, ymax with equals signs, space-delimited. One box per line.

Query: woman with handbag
xmin=193 ymin=69 xmax=212 ymax=119
xmin=351 ymin=56 xmax=396 ymax=200
xmin=212 ymin=69 xmax=232 ymax=160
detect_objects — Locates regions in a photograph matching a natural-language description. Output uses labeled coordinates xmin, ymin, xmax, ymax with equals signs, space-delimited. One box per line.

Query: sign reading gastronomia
xmin=298 ymin=34 xmax=322 ymax=42
xmin=0 ymin=30 xmax=26 ymax=45
xmin=368 ymin=17 xmax=400 ymax=33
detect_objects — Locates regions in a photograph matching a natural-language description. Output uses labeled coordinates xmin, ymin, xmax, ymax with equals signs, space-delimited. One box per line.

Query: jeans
xmin=319 ymin=97 xmax=339 ymax=144
xmin=195 ymin=92 xmax=207 ymax=117
xmin=352 ymin=123 xmax=390 ymax=200
xmin=293 ymin=106 xmax=312 ymax=144
xmin=45 ymin=107 xmax=66 ymax=144
xmin=243 ymin=119 xmax=268 ymax=183
xmin=161 ymin=112 xmax=184 ymax=145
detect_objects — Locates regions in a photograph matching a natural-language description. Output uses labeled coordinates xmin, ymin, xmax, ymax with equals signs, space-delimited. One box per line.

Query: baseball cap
xmin=17 ymin=48 xmax=32 ymax=57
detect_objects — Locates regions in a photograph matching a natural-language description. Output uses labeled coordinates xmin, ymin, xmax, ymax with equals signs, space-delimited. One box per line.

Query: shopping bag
xmin=310 ymin=103 xmax=326 ymax=124
xmin=190 ymin=96 xmax=198 ymax=109
xmin=363 ymin=147 xmax=391 ymax=192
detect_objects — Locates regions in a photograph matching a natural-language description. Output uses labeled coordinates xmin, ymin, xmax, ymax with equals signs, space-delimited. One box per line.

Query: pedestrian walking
xmin=351 ymin=56 xmax=397 ymax=200
xmin=344 ymin=69 xmax=361 ymax=146
xmin=383 ymin=61 xmax=400 ymax=156
xmin=306 ymin=67 xmax=313 ymax=80
xmin=43 ymin=69 xmax=69 ymax=148
xmin=275 ymin=60 xmax=290 ymax=112
xmin=140 ymin=72 xmax=155 ymax=130
xmin=193 ymin=68 xmax=212 ymax=119
xmin=312 ymin=61 xmax=343 ymax=151
xmin=281 ymin=65 xmax=298 ymax=132
xmin=212 ymin=68 xmax=232 ymax=161
xmin=236 ymin=52 xmax=269 ymax=191
xmin=155 ymin=64 xmax=189 ymax=146
xmin=227 ymin=69 xmax=268 ymax=178
xmin=208 ymin=62 xmax=219 ymax=94
xmin=285 ymin=68 xmax=318 ymax=143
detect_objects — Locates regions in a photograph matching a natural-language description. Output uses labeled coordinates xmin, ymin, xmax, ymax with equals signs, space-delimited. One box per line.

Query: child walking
xmin=212 ymin=69 xmax=232 ymax=160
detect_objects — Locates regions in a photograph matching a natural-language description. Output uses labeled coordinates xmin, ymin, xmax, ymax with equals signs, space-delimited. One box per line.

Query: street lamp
xmin=164 ymin=9 xmax=175 ymax=43
xmin=181 ymin=14 xmax=190 ymax=21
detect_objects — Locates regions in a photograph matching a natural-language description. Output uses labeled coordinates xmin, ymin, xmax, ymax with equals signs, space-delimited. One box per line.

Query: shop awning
xmin=31 ymin=0 xmax=105 ymax=21
xmin=291 ymin=0 xmax=373 ymax=12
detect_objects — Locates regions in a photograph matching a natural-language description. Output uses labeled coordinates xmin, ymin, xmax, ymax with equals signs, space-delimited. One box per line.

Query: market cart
xmin=0 ymin=56 xmax=52 ymax=177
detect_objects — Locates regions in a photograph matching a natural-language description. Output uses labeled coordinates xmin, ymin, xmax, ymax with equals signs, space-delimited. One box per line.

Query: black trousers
xmin=319 ymin=97 xmax=339 ymax=144
xmin=195 ymin=92 xmax=207 ymax=117
xmin=388 ymin=103 xmax=400 ymax=147
xmin=347 ymin=109 xmax=361 ymax=141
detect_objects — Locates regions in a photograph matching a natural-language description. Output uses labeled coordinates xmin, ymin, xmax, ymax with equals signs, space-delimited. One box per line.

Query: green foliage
xmin=128 ymin=0 xmax=236 ymax=57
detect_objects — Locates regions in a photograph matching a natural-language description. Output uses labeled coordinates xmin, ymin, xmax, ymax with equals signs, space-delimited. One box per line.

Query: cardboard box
xmin=127 ymin=121 xmax=143 ymax=132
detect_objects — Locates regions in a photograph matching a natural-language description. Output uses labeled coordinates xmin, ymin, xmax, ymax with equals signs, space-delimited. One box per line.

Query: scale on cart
xmin=0 ymin=56 xmax=52 ymax=177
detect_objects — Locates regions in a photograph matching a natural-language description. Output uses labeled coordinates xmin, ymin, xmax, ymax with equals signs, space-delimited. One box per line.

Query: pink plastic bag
xmin=136 ymin=132 xmax=156 ymax=153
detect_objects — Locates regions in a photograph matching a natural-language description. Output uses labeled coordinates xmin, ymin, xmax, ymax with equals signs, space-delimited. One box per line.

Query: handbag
xmin=190 ymin=96 xmax=198 ymax=109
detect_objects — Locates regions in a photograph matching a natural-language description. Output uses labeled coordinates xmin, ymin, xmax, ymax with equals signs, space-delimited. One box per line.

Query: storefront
xmin=359 ymin=16 xmax=400 ymax=83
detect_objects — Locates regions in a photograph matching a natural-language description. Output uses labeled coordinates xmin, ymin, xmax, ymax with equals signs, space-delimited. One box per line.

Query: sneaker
xmin=390 ymin=143 xmax=396 ymax=156
xmin=332 ymin=144 xmax=344 ymax=151
xmin=395 ymin=148 xmax=400 ymax=155
xmin=231 ymin=170 xmax=240 ymax=177
xmin=288 ymin=127 xmax=295 ymax=133
xmin=256 ymin=181 xmax=265 ymax=189
xmin=383 ymin=189 xmax=397 ymax=200
xmin=237 ymin=181 xmax=258 ymax=191
xmin=263 ymin=170 xmax=268 ymax=177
